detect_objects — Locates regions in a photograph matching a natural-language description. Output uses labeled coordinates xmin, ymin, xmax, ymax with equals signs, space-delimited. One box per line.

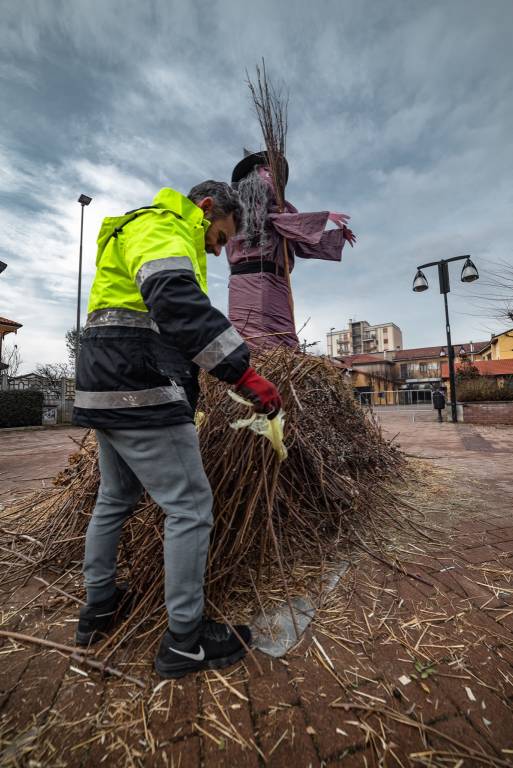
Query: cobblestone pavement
xmin=377 ymin=408 xmax=513 ymax=489
xmin=0 ymin=426 xmax=86 ymax=504
xmin=1 ymin=416 xmax=513 ymax=767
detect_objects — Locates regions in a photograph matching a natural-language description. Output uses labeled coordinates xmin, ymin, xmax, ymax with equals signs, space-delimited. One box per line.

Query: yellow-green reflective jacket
xmin=88 ymin=187 xmax=210 ymax=312
xmin=73 ymin=187 xmax=249 ymax=430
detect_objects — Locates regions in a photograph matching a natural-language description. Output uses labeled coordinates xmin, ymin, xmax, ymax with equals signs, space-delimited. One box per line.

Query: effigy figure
xmin=226 ymin=150 xmax=356 ymax=348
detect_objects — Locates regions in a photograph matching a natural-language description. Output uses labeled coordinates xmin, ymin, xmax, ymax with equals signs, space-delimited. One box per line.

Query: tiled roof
xmin=441 ymin=359 xmax=513 ymax=377
xmin=337 ymin=353 xmax=393 ymax=365
xmin=334 ymin=342 xmax=489 ymax=365
xmin=480 ymin=328 xmax=513 ymax=350
xmin=0 ymin=316 xmax=22 ymax=329
xmin=392 ymin=342 xmax=489 ymax=361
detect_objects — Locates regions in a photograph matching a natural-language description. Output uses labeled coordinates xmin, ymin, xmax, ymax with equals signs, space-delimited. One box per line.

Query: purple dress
xmin=226 ymin=200 xmax=350 ymax=348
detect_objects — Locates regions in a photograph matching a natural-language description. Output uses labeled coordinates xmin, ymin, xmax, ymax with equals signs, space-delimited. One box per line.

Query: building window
xmin=400 ymin=364 xmax=408 ymax=378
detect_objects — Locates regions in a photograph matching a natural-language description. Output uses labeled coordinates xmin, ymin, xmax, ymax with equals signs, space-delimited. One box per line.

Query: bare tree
xmin=34 ymin=362 xmax=73 ymax=397
xmin=466 ymin=257 xmax=513 ymax=327
xmin=65 ymin=327 xmax=85 ymax=369
xmin=1 ymin=342 xmax=22 ymax=377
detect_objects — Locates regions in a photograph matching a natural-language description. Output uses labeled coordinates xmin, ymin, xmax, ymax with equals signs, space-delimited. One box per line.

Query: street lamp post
xmin=329 ymin=326 xmax=336 ymax=357
xmin=302 ymin=339 xmax=320 ymax=354
xmin=413 ymin=255 xmax=479 ymax=423
xmin=76 ymin=194 xmax=92 ymax=378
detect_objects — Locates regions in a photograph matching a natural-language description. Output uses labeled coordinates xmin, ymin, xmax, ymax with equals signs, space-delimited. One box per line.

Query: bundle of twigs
xmin=0 ymin=349 xmax=406 ymax=659
xmin=246 ymin=60 xmax=297 ymax=325
xmin=246 ymin=59 xmax=288 ymax=209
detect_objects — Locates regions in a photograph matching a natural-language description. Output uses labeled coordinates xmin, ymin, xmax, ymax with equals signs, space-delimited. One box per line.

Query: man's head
xmin=188 ymin=180 xmax=245 ymax=256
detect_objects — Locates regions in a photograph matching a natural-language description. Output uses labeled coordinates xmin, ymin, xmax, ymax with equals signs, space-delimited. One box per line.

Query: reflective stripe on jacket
xmin=73 ymin=187 xmax=249 ymax=429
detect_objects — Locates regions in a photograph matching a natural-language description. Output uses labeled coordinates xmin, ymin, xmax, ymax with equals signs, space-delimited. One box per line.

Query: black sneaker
xmin=75 ymin=585 xmax=130 ymax=646
xmin=154 ymin=618 xmax=251 ymax=679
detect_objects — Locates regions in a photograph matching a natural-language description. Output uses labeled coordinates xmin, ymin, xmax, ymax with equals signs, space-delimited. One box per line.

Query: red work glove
xmin=235 ymin=367 xmax=282 ymax=419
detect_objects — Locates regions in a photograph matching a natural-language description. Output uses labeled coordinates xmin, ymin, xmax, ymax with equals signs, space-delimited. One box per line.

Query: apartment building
xmin=327 ymin=320 xmax=403 ymax=357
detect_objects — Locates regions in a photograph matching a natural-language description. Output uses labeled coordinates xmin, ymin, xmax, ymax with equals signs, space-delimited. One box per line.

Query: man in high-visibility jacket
xmin=73 ymin=181 xmax=281 ymax=678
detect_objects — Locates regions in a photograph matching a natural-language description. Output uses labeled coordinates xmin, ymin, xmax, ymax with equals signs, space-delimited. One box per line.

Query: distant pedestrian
xmin=432 ymin=387 xmax=446 ymax=422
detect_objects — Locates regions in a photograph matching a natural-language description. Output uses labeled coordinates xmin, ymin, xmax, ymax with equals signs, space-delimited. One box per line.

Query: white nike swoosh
xmin=168 ymin=644 xmax=205 ymax=661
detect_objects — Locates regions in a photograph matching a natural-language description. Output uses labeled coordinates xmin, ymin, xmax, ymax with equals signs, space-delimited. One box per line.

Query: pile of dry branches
xmin=1 ymin=349 xmax=406 ymax=658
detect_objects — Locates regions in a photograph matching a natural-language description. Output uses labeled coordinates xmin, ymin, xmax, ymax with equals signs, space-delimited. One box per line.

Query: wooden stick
xmin=282 ymin=236 xmax=295 ymax=329
xmin=205 ymin=598 xmax=264 ymax=676
xmin=330 ymin=701 xmax=511 ymax=767
xmin=262 ymin=455 xmax=301 ymax=639
xmin=349 ymin=528 xmax=434 ymax=588
xmin=0 ymin=629 xmax=146 ymax=688
xmin=33 ymin=575 xmax=85 ymax=605
xmin=244 ymin=331 xmax=292 ymax=340
xmin=0 ymin=527 xmax=42 ymax=545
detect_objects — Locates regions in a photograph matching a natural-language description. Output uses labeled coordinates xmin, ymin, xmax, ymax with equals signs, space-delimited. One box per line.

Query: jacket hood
xmin=152 ymin=188 xmax=206 ymax=226
xmin=96 ymin=188 xmax=209 ymax=266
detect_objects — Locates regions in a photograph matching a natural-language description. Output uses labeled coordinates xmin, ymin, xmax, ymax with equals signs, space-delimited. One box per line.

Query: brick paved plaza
xmin=1 ymin=413 xmax=512 ymax=766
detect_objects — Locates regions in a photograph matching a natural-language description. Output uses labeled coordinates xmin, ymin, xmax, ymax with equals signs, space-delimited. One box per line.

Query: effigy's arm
xmin=293 ymin=228 xmax=347 ymax=261
xmin=268 ymin=210 xmax=356 ymax=261
xmin=268 ymin=210 xmax=329 ymax=245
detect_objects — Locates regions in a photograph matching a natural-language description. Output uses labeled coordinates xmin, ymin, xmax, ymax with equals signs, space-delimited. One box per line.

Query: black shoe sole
xmin=154 ymin=646 xmax=248 ymax=679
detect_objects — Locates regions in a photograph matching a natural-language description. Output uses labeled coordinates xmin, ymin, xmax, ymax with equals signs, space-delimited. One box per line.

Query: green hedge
xmin=457 ymin=378 xmax=513 ymax=402
xmin=0 ymin=390 xmax=44 ymax=428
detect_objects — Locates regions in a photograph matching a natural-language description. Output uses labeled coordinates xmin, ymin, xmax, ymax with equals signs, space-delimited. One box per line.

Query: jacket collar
xmin=152 ymin=188 xmax=208 ymax=229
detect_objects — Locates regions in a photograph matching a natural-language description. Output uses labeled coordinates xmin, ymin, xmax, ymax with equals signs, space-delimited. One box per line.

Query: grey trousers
xmin=83 ymin=425 xmax=213 ymax=634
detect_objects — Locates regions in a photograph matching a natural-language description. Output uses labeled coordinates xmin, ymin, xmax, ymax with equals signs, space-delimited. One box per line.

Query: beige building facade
xmin=327 ymin=319 xmax=403 ymax=357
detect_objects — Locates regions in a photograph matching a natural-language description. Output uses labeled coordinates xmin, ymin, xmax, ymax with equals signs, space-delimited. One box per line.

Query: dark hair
xmin=188 ymin=180 xmax=245 ymax=233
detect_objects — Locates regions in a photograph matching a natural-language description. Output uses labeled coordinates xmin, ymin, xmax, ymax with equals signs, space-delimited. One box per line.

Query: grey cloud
xmin=0 ymin=0 xmax=512 ymax=370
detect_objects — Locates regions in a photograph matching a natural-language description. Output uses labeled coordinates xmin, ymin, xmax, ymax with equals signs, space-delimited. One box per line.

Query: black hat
xmin=231 ymin=149 xmax=289 ymax=185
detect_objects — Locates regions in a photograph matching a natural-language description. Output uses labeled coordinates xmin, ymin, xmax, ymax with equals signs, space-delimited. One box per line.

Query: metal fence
xmin=357 ymin=389 xmax=433 ymax=408
xmin=1 ymin=375 xmax=75 ymax=424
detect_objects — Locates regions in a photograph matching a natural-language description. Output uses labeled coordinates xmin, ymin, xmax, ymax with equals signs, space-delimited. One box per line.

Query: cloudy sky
xmin=1 ymin=0 xmax=512 ymax=373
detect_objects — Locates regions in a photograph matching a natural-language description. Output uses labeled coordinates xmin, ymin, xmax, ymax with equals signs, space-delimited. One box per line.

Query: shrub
xmin=456 ymin=361 xmax=481 ymax=381
xmin=457 ymin=377 xmax=513 ymax=402
xmin=0 ymin=390 xmax=44 ymax=428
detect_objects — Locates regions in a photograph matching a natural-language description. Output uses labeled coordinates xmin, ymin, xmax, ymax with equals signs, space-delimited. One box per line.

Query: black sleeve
xmin=140 ymin=268 xmax=250 ymax=383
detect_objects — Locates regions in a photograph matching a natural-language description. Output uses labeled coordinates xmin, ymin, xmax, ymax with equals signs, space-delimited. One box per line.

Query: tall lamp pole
xmin=413 ymin=255 xmax=479 ymax=422
xmin=1 ymin=262 xmax=10 ymax=379
xmin=76 ymin=194 xmax=92 ymax=378
xmin=329 ymin=326 xmax=336 ymax=357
